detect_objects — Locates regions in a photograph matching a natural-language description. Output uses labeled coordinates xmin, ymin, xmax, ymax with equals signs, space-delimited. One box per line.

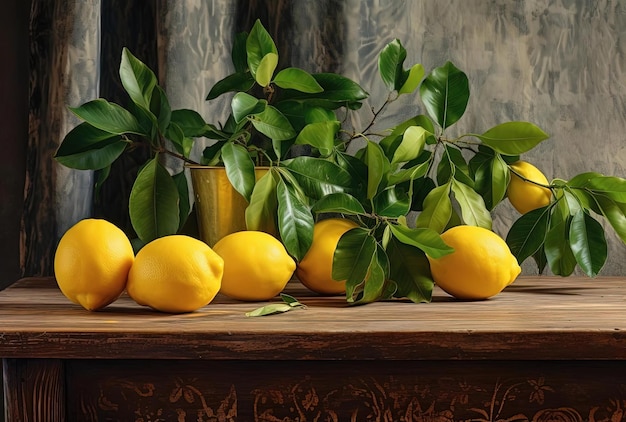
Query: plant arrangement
xmin=55 ymin=20 xmax=626 ymax=305
xmin=55 ymin=20 xmax=365 ymax=260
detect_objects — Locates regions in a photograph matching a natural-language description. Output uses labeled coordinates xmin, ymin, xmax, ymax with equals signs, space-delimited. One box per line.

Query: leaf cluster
xmin=54 ymin=20 xmax=626 ymax=306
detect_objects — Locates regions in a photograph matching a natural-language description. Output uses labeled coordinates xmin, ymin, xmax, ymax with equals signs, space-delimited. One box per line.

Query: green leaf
xmin=232 ymin=92 xmax=266 ymax=123
xmin=273 ymin=67 xmax=324 ymax=93
xmin=533 ymin=247 xmax=548 ymax=275
xmin=439 ymin=145 xmax=473 ymax=187
xmin=378 ymin=39 xmax=408 ymax=91
xmin=476 ymin=122 xmax=550 ymax=155
xmin=245 ymin=295 xmax=306 ymax=317
xmin=389 ymin=224 xmax=454 ymax=258
xmin=246 ymin=20 xmax=278 ymax=80
xmin=415 ymin=182 xmax=452 ymax=233
xmin=170 ymin=109 xmax=208 ymax=137
xmin=172 ymin=171 xmax=191 ymax=231
xmin=372 ymin=186 xmax=410 ymax=218
xmin=380 ymin=115 xmax=434 ymax=158
xmin=366 ymin=141 xmax=390 ymax=199
xmin=387 ymin=239 xmax=434 ymax=303
xmin=506 ymin=205 xmax=551 ymax=265
xmin=569 ymin=209 xmax=607 ymax=277
xmin=585 ymin=176 xmax=626 ymax=203
xmin=279 ymin=73 xmax=368 ymax=108
xmin=332 ymin=228 xmax=378 ymax=303
xmin=305 ymin=107 xmax=336 ymax=123
xmin=391 ymin=126 xmax=427 ymax=165
xmin=206 ymin=72 xmax=255 ymax=100
xmin=55 ymin=123 xmax=125 ymax=170
xmin=386 ymin=161 xmax=429 ymax=186
xmin=419 ymin=61 xmax=469 ymax=129
xmin=129 ymin=156 xmax=180 ymax=242
xmin=245 ymin=169 xmax=278 ymax=234
xmin=94 ymin=166 xmax=111 ymax=195
xmin=249 ymin=105 xmax=296 ymax=142
xmin=150 ymin=86 xmax=171 ymax=135
xmin=119 ymin=47 xmax=157 ymax=111
xmin=221 ymin=142 xmax=256 ymax=202
xmin=164 ymin=122 xmax=188 ymax=157
xmin=294 ymin=121 xmax=340 ymax=156
xmin=594 ymin=194 xmax=626 ymax=244
xmin=355 ymin=246 xmax=388 ymax=304
xmin=567 ymin=171 xmax=604 ymax=187
xmin=255 ymin=52 xmax=278 ymax=87
xmin=311 ymin=192 xmax=366 ymax=215
xmin=490 ymin=154 xmax=510 ymax=209
xmin=410 ymin=176 xmax=436 ymax=212
xmin=451 ymin=179 xmax=492 ymax=229
xmin=283 ymin=157 xmax=352 ymax=200
xmin=544 ymin=217 xmax=577 ymax=276
xmin=276 ymin=179 xmax=314 ymax=261
xmin=245 ymin=303 xmax=293 ymax=317
xmin=70 ymin=99 xmax=146 ymax=136
xmin=399 ymin=63 xmax=425 ymax=95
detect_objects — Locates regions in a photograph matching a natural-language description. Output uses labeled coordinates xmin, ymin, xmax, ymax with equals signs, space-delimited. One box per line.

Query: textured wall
xmin=51 ymin=0 xmax=626 ymax=275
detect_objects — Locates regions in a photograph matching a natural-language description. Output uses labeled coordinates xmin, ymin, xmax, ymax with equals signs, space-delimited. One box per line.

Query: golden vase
xmin=188 ymin=166 xmax=270 ymax=246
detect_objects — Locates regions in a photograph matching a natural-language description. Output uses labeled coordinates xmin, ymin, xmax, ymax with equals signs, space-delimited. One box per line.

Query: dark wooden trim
xmin=3 ymin=359 xmax=65 ymax=421
xmin=0 ymin=0 xmax=30 ymax=288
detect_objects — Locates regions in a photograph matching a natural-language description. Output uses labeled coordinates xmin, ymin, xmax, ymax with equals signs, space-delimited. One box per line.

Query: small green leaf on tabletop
xmin=245 ymin=294 xmax=306 ymax=317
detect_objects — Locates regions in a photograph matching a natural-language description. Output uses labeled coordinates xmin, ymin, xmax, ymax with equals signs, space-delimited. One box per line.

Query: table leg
xmin=3 ymin=359 xmax=65 ymax=422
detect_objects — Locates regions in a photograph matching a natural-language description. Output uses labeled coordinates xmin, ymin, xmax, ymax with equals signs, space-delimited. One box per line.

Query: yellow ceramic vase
xmin=188 ymin=166 xmax=270 ymax=246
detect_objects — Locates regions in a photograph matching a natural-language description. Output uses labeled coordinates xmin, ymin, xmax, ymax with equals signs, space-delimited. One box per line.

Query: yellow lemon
xmin=427 ymin=225 xmax=521 ymax=300
xmin=54 ymin=218 xmax=134 ymax=311
xmin=507 ymin=160 xmax=552 ymax=214
xmin=126 ymin=235 xmax=224 ymax=313
xmin=213 ymin=231 xmax=296 ymax=301
xmin=296 ymin=218 xmax=359 ymax=295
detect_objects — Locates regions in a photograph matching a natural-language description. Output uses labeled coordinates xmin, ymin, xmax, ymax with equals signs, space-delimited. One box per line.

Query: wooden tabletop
xmin=0 ymin=276 xmax=625 ymax=361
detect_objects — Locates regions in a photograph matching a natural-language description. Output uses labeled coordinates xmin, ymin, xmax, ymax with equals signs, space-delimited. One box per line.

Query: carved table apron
xmin=2 ymin=276 xmax=625 ymax=421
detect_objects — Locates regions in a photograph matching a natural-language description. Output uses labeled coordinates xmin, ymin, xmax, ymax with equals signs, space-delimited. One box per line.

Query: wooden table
xmin=1 ymin=276 xmax=626 ymax=421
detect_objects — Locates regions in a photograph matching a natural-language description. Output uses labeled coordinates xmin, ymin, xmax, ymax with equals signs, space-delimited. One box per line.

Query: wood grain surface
xmin=0 ymin=276 xmax=625 ymax=361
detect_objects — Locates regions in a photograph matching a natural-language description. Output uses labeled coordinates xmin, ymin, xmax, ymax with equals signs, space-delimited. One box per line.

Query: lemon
xmin=126 ymin=235 xmax=224 ymax=313
xmin=54 ymin=218 xmax=134 ymax=311
xmin=507 ymin=160 xmax=552 ymax=214
xmin=427 ymin=225 xmax=521 ymax=300
xmin=296 ymin=218 xmax=358 ymax=295
xmin=213 ymin=231 xmax=296 ymax=301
